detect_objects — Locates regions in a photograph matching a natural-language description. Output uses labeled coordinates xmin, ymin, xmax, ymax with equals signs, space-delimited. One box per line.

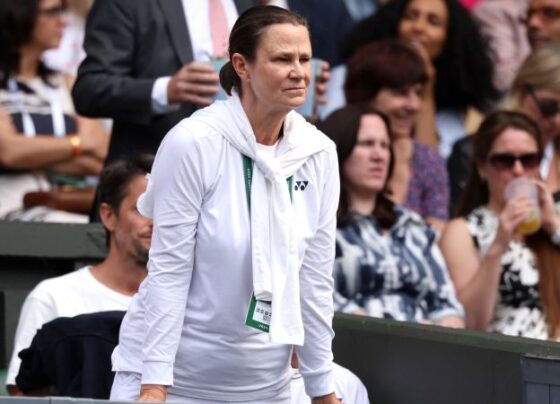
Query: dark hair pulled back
xmin=219 ymin=5 xmax=309 ymax=96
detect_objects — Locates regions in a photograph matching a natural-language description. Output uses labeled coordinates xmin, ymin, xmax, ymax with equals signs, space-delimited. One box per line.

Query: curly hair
xmin=341 ymin=0 xmax=498 ymax=112
xmin=0 ymin=0 xmax=59 ymax=87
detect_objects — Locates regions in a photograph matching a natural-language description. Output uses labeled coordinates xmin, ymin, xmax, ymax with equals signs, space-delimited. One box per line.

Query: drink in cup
xmin=209 ymin=58 xmax=228 ymax=102
xmin=504 ymin=177 xmax=541 ymax=235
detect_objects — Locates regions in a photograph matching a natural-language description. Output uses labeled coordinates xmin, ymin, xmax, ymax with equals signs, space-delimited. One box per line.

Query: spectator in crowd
xmin=473 ymin=0 xmax=530 ymax=93
xmin=341 ymin=0 xmax=499 ymax=158
xmin=448 ymin=43 xmax=560 ymax=213
xmin=0 ymin=0 xmax=108 ymax=222
xmin=502 ymin=43 xmax=560 ymax=194
xmin=42 ymin=0 xmax=93 ymax=75
xmin=319 ymin=104 xmax=464 ymax=327
xmin=109 ymin=7 xmax=340 ymax=403
xmin=6 ymin=154 xmax=153 ymax=395
xmin=440 ymin=111 xmax=560 ymax=339
xmin=473 ymin=0 xmax=560 ymax=94
xmin=263 ymin=0 xmax=355 ymax=67
xmin=526 ymin=0 xmax=560 ymax=49
xmin=72 ymin=0 xmax=251 ymax=169
xmin=345 ymin=39 xmax=449 ymax=230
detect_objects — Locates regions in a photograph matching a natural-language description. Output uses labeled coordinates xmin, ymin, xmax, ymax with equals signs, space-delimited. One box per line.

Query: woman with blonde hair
xmin=502 ymin=43 xmax=560 ymax=194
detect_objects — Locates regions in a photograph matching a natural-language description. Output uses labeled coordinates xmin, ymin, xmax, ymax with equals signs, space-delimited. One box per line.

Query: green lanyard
xmin=242 ymin=154 xmax=293 ymax=333
xmin=242 ymin=155 xmax=293 ymax=212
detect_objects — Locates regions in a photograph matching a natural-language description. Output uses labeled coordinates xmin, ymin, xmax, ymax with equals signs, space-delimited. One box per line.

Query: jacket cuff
xmin=141 ymin=361 xmax=174 ymax=386
xmin=303 ymin=366 xmax=335 ymax=399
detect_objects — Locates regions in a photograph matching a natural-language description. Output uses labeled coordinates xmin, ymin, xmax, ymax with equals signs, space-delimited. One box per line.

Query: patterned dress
xmin=334 ymin=206 xmax=464 ymax=323
xmin=465 ymin=206 xmax=548 ymax=339
xmin=405 ymin=141 xmax=450 ymax=221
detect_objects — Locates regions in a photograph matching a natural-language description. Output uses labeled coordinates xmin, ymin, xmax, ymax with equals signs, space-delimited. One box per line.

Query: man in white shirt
xmin=6 ymin=154 xmax=154 ymax=396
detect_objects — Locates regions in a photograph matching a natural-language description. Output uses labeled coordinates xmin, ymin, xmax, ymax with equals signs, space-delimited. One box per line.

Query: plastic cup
xmin=504 ymin=177 xmax=541 ymax=235
xmin=209 ymin=58 xmax=228 ymax=102
xmin=296 ymin=58 xmax=323 ymax=117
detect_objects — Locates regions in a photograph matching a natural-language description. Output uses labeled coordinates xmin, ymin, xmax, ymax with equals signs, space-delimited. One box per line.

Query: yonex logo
xmin=294 ymin=181 xmax=309 ymax=191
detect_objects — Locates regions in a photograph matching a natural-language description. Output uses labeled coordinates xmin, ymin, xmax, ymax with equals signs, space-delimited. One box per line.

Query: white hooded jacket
xmin=113 ymin=94 xmax=340 ymax=401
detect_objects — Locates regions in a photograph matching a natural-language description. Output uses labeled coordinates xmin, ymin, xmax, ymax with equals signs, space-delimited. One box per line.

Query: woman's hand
xmin=436 ymin=315 xmax=465 ymax=329
xmin=492 ymin=196 xmax=535 ymax=251
xmin=408 ymin=41 xmax=438 ymax=149
xmin=535 ymin=180 xmax=560 ymax=234
xmin=315 ymin=60 xmax=331 ymax=106
xmin=409 ymin=40 xmax=436 ymax=84
xmin=76 ymin=119 xmax=109 ymax=161
xmin=138 ymin=384 xmax=167 ymax=402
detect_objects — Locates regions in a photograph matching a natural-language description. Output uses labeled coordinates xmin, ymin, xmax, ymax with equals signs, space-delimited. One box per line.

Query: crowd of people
xmin=2 ymin=0 xmax=560 ymax=402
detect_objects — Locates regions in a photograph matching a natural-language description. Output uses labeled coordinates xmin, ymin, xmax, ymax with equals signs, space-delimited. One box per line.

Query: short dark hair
xmin=0 ymin=0 xmax=65 ymax=87
xmin=219 ymin=5 xmax=309 ymax=96
xmin=97 ymin=154 xmax=154 ymax=213
xmin=318 ymin=104 xmax=398 ymax=229
xmin=456 ymin=111 xmax=543 ymax=216
xmin=345 ymin=39 xmax=428 ymax=103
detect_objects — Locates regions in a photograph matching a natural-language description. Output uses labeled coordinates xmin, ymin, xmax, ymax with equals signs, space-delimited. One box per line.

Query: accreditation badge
xmin=245 ymin=293 xmax=271 ymax=332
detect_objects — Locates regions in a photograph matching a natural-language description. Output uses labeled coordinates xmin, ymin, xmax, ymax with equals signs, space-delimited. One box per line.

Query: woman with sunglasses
xmin=0 ymin=0 xmax=108 ymax=221
xmin=503 ymin=43 xmax=560 ymax=193
xmin=450 ymin=43 xmax=560 ymax=211
xmin=440 ymin=110 xmax=560 ymax=339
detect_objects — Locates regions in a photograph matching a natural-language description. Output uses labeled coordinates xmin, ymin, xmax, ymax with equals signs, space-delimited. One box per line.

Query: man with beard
xmin=5 ymin=154 xmax=154 ymax=395
xmin=526 ymin=0 xmax=560 ymax=48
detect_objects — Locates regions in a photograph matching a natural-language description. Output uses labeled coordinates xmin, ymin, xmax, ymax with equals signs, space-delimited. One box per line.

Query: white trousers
xmin=110 ymin=371 xmax=291 ymax=404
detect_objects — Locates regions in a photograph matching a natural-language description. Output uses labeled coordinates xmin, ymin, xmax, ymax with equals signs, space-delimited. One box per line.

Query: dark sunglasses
xmin=527 ymin=86 xmax=560 ymax=119
xmin=38 ymin=5 xmax=66 ymax=17
xmin=488 ymin=153 xmax=541 ymax=170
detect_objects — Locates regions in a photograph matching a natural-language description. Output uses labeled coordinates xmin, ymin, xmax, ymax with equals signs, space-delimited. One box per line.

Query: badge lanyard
xmin=242 ymin=154 xmax=293 ymax=332
xmin=8 ymin=78 xmax=66 ymax=138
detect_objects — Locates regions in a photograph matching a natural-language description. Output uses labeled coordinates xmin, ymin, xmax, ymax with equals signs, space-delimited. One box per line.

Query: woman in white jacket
xmin=109 ymin=6 xmax=341 ymax=404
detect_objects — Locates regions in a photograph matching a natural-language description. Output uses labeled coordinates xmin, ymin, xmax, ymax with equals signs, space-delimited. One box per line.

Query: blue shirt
xmin=334 ymin=206 xmax=464 ymax=322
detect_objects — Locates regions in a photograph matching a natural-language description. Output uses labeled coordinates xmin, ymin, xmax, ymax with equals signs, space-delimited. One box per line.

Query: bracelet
xmin=68 ymin=135 xmax=82 ymax=157
xmin=551 ymin=228 xmax=560 ymax=247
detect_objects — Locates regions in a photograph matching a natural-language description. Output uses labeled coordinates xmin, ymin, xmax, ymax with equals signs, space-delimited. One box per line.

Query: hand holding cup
xmin=503 ymin=178 xmax=541 ymax=235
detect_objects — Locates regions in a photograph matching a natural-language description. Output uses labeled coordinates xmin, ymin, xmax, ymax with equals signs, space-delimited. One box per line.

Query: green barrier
xmin=333 ymin=313 xmax=560 ymax=404
xmin=3 ymin=223 xmax=560 ymax=403
xmin=0 ymin=222 xmax=106 ymax=368
xmin=0 ymin=370 xmax=6 ymax=396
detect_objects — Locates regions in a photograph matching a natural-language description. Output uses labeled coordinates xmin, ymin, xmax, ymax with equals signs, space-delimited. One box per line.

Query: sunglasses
xmin=527 ymin=86 xmax=560 ymax=119
xmin=488 ymin=153 xmax=541 ymax=170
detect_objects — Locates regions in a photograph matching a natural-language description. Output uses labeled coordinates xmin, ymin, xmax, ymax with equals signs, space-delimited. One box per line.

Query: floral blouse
xmin=465 ymin=206 xmax=548 ymax=339
xmin=334 ymin=206 xmax=464 ymax=323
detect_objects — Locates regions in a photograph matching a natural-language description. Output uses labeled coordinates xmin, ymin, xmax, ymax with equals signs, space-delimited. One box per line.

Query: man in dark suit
xmin=72 ymin=0 xmax=254 ymax=166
